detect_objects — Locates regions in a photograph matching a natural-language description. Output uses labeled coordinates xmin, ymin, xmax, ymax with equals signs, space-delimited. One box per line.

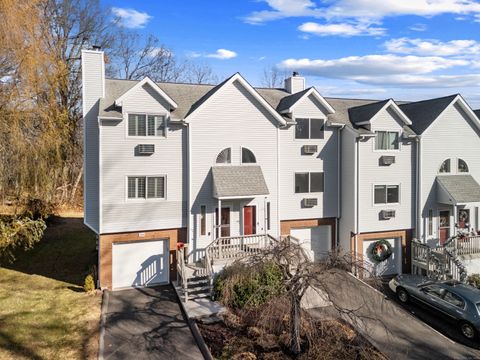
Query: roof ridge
xmin=399 ymin=93 xmax=458 ymax=107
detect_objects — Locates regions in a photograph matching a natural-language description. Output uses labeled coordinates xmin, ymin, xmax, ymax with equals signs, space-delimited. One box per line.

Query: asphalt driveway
xmin=101 ymin=285 xmax=203 ymax=360
xmin=309 ymin=271 xmax=480 ymax=360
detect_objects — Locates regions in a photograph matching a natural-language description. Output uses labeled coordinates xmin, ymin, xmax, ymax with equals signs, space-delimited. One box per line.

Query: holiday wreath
xmin=370 ymin=239 xmax=393 ymax=262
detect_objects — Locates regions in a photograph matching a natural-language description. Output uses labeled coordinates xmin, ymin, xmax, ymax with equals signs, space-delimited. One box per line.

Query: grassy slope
xmin=0 ymin=216 xmax=101 ymax=360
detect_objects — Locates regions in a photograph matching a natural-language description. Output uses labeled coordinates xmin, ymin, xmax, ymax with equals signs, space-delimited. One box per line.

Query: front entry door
xmin=215 ymin=207 xmax=230 ymax=237
xmin=243 ymin=206 xmax=256 ymax=235
xmin=439 ymin=210 xmax=450 ymax=245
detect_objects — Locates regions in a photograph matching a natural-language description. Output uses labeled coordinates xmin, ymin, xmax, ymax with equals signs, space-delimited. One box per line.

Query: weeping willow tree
xmin=0 ymin=0 xmax=113 ymax=209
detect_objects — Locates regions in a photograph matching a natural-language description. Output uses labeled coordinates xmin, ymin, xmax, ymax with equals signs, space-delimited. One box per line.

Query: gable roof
xmin=399 ymin=94 xmax=458 ymax=134
xmin=183 ymin=73 xmax=287 ymax=126
xmin=276 ymin=87 xmax=335 ymax=115
xmin=212 ymin=165 xmax=269 ymax=199
xmin=437 ymin=175 xmax=480 ymax=204
xmin=348 ymin=99 xmax=411 ymax=127
xmin=114 ymin=77 xmax=178 ymax=110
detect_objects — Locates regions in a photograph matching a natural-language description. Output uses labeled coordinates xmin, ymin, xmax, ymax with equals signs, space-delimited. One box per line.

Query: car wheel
xmin=397 ymin=287 xmax=409 ymax=303
xmin=460 ymin=322 xmax=476 ymax=340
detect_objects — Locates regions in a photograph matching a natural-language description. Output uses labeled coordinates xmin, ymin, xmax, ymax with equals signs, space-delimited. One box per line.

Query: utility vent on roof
xmin=302 ymin=198 xmax=318 ymax=207
xmin=379 ymin=156 xmax=395 ymax=166
xmin=302 ymin=145 xmax=318 ymax=155
xmin=136 ymin=144 xmax=155 ymax=156
xmin=380 ymin=210 xmax=396 ymax=220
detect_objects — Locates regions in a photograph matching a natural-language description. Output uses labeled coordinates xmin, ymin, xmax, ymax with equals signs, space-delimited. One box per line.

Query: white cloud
xmin=279 ymin=55 xmax=467 ymax=78
xmin=206 ymin=49 xmax=238 ymax=60
xmin=385 ymin=38 xmax=480 ymax=56
xmin=112 ymin=7 xmax=152 ymax=29
xmin=299 ymin=21 xmax=385 ymax=37
xmin=409 ymin=23 xmax=427 ymax=31
xmin=277 ymin=54 xmax=480 ymax=88
xmin=243 ymin=0 xmax=480 ymax=30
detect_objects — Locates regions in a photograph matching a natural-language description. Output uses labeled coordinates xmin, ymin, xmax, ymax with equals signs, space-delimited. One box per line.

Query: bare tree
xmin=184 ymin=62 xmax=218 ymax=84
xmin=260 ymin=66 xmax=288 ymax=88
xmin=110 ymin=32 xmax=185 ymax=82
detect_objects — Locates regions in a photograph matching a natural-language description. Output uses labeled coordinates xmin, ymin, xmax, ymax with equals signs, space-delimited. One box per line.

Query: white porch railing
xmin=454 ymin=235 xmax=480 ymax=256
xmin=176 ymin=246 xmax=188 ymax=302
xmin=206 ymin=233 xmax=278 ymax=263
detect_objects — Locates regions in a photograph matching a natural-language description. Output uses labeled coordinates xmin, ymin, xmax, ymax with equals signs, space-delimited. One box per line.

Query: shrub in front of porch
xmin=213 ymin=260 xmax=283 ymax=309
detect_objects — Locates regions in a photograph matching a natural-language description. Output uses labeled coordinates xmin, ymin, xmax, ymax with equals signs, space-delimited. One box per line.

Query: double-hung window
xmin=295 ymin=118 xmax=325 ymax=139
xmin=375 ymin=131 xmax=399 ymax=150
xmin=374 ymin=185 xmax=399 ymax=204
xmin=128 ymin=176 xmax=166 ymax=199
xmin=295 ymin=172 xmax=324 ymax=193
xmin=128 ymin=114 xmax=166 ymax=137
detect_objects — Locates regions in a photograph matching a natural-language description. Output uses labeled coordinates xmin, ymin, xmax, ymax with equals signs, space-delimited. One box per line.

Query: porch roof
xmin=436 ymin=175 xmax=480 ymax=205
xmin=211 ymin=165 xmax=269 ymax=199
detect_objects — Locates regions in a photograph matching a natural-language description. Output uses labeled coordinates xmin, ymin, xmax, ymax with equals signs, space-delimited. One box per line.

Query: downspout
xmin=416 ymin=136 xmax=422 ymax=242
xmin=186 ymin=122 xmax=192 ymax=261
xmin=355 ymin=136 xmax=360 ymax=275
xmin=277 ymin=126 xmax=281 ymax=238
xmin=336 ymin=124 xmax=345 ymax=248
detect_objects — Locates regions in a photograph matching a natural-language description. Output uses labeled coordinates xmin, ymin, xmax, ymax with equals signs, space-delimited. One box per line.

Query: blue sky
xmin=105 ymin=0 xmax=480 ymax=106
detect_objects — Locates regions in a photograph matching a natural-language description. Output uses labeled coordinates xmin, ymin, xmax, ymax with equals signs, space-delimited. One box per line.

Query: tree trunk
xmin=69 ymin=165 xmax=83 ymax=204
xmin=290 ymin=293 xmax=302 ymax=355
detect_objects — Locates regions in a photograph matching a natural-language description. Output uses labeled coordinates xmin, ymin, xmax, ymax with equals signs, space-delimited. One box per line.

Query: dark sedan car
xmin=389 ymin=274 xmax=480 ymax=339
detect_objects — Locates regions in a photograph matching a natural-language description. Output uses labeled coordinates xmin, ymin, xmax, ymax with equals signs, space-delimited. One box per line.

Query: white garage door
xmin=112 ymin=239 xmax=169 ymax=290
xmin=363 ymin=238 xmax=402 ymax=277
xmin=291 ymin=226 xmax=332 ymax=262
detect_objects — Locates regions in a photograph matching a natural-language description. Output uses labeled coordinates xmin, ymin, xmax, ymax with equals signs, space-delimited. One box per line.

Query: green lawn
xmin=0 ymin=216 xmax=101 ymax=360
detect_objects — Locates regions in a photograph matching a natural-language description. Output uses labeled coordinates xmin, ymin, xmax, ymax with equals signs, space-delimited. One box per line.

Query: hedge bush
xmin=468 ymin=274 xmax=480 ymax=289
xmin=213 ymin=261 xmax=284 ymax=309
xmin=0 ymin=216 xmax=46 ymax=264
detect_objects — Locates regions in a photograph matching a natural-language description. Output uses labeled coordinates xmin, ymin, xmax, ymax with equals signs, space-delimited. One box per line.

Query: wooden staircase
xmin=176 ymin=234 xmax=278 ymax=303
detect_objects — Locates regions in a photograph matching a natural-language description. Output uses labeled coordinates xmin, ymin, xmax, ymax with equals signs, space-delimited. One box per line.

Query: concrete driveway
xmin=101 ymin=285 xmax=203 ymax=360
xmin=309 ymin=271 xmax=480 ymax=360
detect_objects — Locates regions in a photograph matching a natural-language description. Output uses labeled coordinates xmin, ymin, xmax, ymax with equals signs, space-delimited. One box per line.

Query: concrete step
xmin=187 ymin=292 xmax=211 ymax=300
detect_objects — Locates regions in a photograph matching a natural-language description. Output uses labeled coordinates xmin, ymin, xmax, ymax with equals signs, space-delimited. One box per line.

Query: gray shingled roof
xmin=474 ymin=109 xmax=480 ymax=119
xmin=212 ymin=165 xmax=269 ymax=198
xmin=277 ymin=87 xmax=312 ymax=113
xmin=348 ymin=99 xmax=390 ymax=126
xmin=399 ymin=94 xmax=458 ymax=134
xmin=437 ymin=175 xmax=480 ymax=203
xmin=98 ymin=77 xmax=418 ymax=134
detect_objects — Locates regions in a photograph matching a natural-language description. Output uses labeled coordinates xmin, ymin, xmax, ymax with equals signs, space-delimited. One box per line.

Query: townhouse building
xmin=82 ymin=49 xmax=480 ymax=290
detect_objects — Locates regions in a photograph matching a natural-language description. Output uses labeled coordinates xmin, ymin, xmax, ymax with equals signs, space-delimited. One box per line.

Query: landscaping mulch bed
xmin=197 ymin=312 xmax=386 ymax=360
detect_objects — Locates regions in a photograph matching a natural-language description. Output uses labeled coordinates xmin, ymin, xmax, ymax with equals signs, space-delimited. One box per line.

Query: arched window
xmin=241 ymin=147 xmax=256 ymax=164
xmin=458 ymin=159 xmax=469 ymax=173
xmin=439 ymin=159 xmax=451 ymax=173
xmin=216 ymin=148 xmax=231 ymax=164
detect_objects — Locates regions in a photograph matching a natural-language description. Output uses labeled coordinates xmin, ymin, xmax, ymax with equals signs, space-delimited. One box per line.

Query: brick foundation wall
xmin=99 ymin=227 xmax=186 ymax=289
xmin=280 ymin=217 xmax=337 ymax=249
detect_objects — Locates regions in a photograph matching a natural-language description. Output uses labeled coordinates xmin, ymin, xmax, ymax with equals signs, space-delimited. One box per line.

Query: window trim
xmin=241 ymin=146 xmax=257 ymax=164
xmin=458 ymin=158 xmax=469 ymax=173
xmin=293 ymin=117 xmax=326 ymax=140
xmin=373 ymin=130 xmax=401 ymax=152
xmin=428 ymin=209 xmax=433 ymax=237
xmin=125 ymin=112 xmax=168 ymax=139
xmin=126 ymin=175 xmax=167 ymax=201
xmin=438 ymin=159 xmax=451 ymax=174
xmin=294 ymin=171 xmax=325 ymax=194
xmin=372 ymin=183 xmax=401 ymax=206
xmin=200 ymin=205 xmax=207 ymax=236
xmin=215 ymin=147 xmax=232 ymax=165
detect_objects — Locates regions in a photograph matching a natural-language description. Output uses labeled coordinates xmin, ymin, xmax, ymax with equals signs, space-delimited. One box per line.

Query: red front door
xmin=439 ymin=210 xmax=450 ymax=245
xmin=243 ymin=206 xmax=256 ymax=235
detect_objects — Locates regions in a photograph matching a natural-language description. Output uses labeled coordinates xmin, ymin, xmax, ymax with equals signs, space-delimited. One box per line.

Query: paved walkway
xmin=309 ymin=271 xmax=480 ymax=360
xmin=101 ymin=285 xmax=203 ymax=360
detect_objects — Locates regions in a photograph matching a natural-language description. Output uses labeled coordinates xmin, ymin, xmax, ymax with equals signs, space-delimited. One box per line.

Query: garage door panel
xmin=112 ymin=239 xmax=169 ymax=290
xmin=291 ymin=225 xmax=332 ymax=262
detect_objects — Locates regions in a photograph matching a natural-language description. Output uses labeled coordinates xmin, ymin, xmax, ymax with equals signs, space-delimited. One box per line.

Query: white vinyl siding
xmin=127 ymin=176 xmax=165 ymax=199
